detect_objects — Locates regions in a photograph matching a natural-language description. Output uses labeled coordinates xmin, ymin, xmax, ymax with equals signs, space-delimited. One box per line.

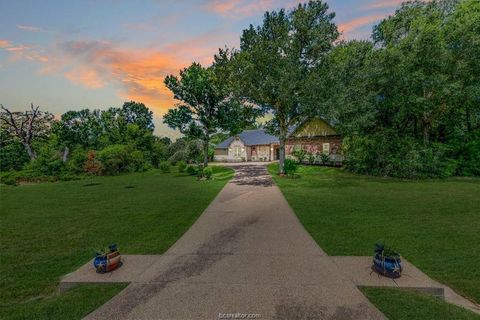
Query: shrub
xmin=84 ymin=150 xmax=103 ymax=175
xmin=196 ymin=166 xmax=213 ymax=180
xmin=283 ymin=158 xmax=298 ymax=177
xmin=25 ymin=143 xmax=64 ymax=176
xmin=292 ymin=148 xmax=307 ymax=163
xmin=203 ymin=167 xmax=213 ymax=179
xmin=320 ymin=153 xmax=329 ymax=165
xmin=343 ymin=134 xmax=458 ymax=179
xmin=177 ymin=160 xmax=187 ymax=173
xmin=97 ymin=144 xmax=130 ymax=175
xmin=65 ymin=148 xmax=87 ymax=174
xmin=186 ymin=164 xmax=198 ymax=176
xmin=0 ymin=171 xmax=17 ymax=186
xmin=159 ymin=161 xmax=171 ymax=173
xmin=307 ymin=152 xmax=315 ymax=165
xmin=128 ymin=150 xmax=148 ymax=172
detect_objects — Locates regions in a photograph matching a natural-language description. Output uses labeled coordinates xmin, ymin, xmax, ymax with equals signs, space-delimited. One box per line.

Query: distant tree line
xmin=1 ymin=0 xmax=479 ymax=181
xmin=0 ymin=101 xmax=211 ymax=184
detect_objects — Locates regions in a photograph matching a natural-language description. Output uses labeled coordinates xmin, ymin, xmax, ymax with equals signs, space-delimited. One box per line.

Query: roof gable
xmin=216 ymin=129 xmax=279 ymax=148
xmin=291 ymin=118 xmax=338 ymax=138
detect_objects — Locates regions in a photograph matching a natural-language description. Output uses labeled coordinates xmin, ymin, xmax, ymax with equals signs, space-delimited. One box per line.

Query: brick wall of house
xmin=285 ymin=136 xmax=342 ymax=155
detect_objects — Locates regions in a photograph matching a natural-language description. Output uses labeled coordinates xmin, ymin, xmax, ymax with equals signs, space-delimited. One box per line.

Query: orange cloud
xmin=339 ymin=14 xmax=387 ymax=34
xmin=0 ymin=39 xmax=11 ymax=48
xmin=64 ymin=68 xmax=105 ymax=89
xmin=50 ymin=33 xmax=236 ymax=113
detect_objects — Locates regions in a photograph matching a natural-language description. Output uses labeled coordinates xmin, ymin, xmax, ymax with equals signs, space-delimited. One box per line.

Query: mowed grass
xmin=0 ymin=166 xmax=233 ymax=320
xmin=268 ymin=164 xmax=480 ymax=308
xmin=361 ymin=287 xmax=480 ymax=320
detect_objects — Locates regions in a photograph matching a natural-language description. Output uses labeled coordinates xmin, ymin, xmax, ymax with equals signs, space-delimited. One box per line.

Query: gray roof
xmin=216 ymin=129 xmax=279 ymax=149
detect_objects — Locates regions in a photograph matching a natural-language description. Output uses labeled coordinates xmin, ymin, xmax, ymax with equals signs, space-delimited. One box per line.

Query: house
xmin=214 ymin=117 xmax=343 ymax=163
xmin=214 ymin=129 xmax=279 ymax=162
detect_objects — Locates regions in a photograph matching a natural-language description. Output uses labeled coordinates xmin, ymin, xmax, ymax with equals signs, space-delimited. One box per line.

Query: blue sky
xmin=0 ymin=0 xmax=403 ymax=137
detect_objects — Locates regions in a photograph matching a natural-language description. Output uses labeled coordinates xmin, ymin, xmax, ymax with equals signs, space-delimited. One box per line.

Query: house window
xmin=323 ymin=143 xmax=330 ymax=155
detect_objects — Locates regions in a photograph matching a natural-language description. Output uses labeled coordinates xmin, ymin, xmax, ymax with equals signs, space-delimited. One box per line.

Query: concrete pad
xmin=59 ymin=255 xmax=162 ymax=292
xmin=330 ymin=256 xmax=480 ymax=315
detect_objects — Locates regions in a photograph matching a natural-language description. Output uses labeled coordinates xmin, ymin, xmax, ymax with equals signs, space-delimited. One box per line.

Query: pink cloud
xmin=338 ymin=14 xmax=387 ymax=35
xmin=0 ymin=40 xmax=49 ymax=63
xmin=206 ymin=0 xmax=305 ymax=19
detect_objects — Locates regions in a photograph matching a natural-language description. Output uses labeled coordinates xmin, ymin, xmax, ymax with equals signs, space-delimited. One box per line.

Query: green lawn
xmin=268 ymin=164 xmax=480 ymax=317
xmin=0 ymin=166 xmax=233 ymax=320
xmin=361 ymin=287 xmax=480 ymax=320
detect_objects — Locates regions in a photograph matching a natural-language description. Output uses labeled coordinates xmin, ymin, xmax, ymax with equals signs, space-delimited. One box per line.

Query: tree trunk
xmin=203 ymin=138 xmax=209 ymax=168
xmin=62 ymin=146 xmax=70 ymax=163
xmin=279 ymin=136 xmax=286 ymax=175
xmin=23 ymin=143 xmax=36 ymax=160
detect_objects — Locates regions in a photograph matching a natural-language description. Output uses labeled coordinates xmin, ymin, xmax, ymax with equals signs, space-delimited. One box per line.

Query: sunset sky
xmin=0 ymin=0 xmax=404 ymax=137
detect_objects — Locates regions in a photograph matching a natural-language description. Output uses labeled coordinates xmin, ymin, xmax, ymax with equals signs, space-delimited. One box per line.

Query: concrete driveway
xmin=86 ymin=163 xmax=385 ymax=320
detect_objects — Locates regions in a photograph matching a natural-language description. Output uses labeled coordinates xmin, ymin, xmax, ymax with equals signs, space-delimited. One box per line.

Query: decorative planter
xmin=93 ymin=244 xmax=122 ymax=273
xmin=372 ymin=244 xmax=402 ymax=278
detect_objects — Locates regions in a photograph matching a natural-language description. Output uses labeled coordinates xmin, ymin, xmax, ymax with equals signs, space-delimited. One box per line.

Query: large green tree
xmin=231 ymin=0 xmax=339 ymax=173
xmin=318 ymin=0 xmax=480 ymax=177
xmin=163 ymin=62 xmax=259 ymax=167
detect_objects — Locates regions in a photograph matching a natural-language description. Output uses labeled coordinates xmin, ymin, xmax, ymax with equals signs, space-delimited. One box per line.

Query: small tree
xmin=0 ymin=104 xmax=54 ymax=160
xmin=163 ymin=63 xmax=259 ymax=167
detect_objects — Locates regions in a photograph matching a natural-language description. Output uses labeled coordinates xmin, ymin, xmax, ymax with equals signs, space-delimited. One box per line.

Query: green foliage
xmin=0 ymin=171 xmax=17 ymax=186
xmin=292 ymin=149 xmax=307 ymax=164
xmin=65 ymin=148 xmax=87 ymax=174
xmin=159 ymin=161 xmax=171 ymax=173
xmin=25 ymin=141 xmax=65 ymax=176
xmin=177 ymin=160 xmax=187 ymax=173
xmin=283 ymin=158 xmax=299 ymax=177
xmin=186 ymin=164 xmax=198 ymax=176
xmin=320 ymin=153 xmax=329 ymax=165
xmin=316 ymin=0 xmax=480 ymax=178
xmin=195 ymin=165 xmax=213 ymax=180
xmin=97 ymin=145 xmax=131 ymax=175
xmin=0 ymin=129 xmax=30 ymax=171
xmin=230 ymin=0 xmax=339 ymax=173
xmin=307 ymin=153 xmax=316 ymax=165
xmin=203 ymin=166 xmax=213 ymax=180
xmin=163 ymin=63 xmax=259 ymax=167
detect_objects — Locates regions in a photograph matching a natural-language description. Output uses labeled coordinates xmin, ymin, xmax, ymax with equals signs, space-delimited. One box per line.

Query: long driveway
xmin=86 ymin=163 xmax=385 ymax=320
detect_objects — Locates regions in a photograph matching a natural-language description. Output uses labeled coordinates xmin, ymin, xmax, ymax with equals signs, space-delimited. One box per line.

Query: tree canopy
xmin=163 ymin=62 xmax=260 ymax=167
xmin=229 ymin=0 xmax=339 ymax=173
